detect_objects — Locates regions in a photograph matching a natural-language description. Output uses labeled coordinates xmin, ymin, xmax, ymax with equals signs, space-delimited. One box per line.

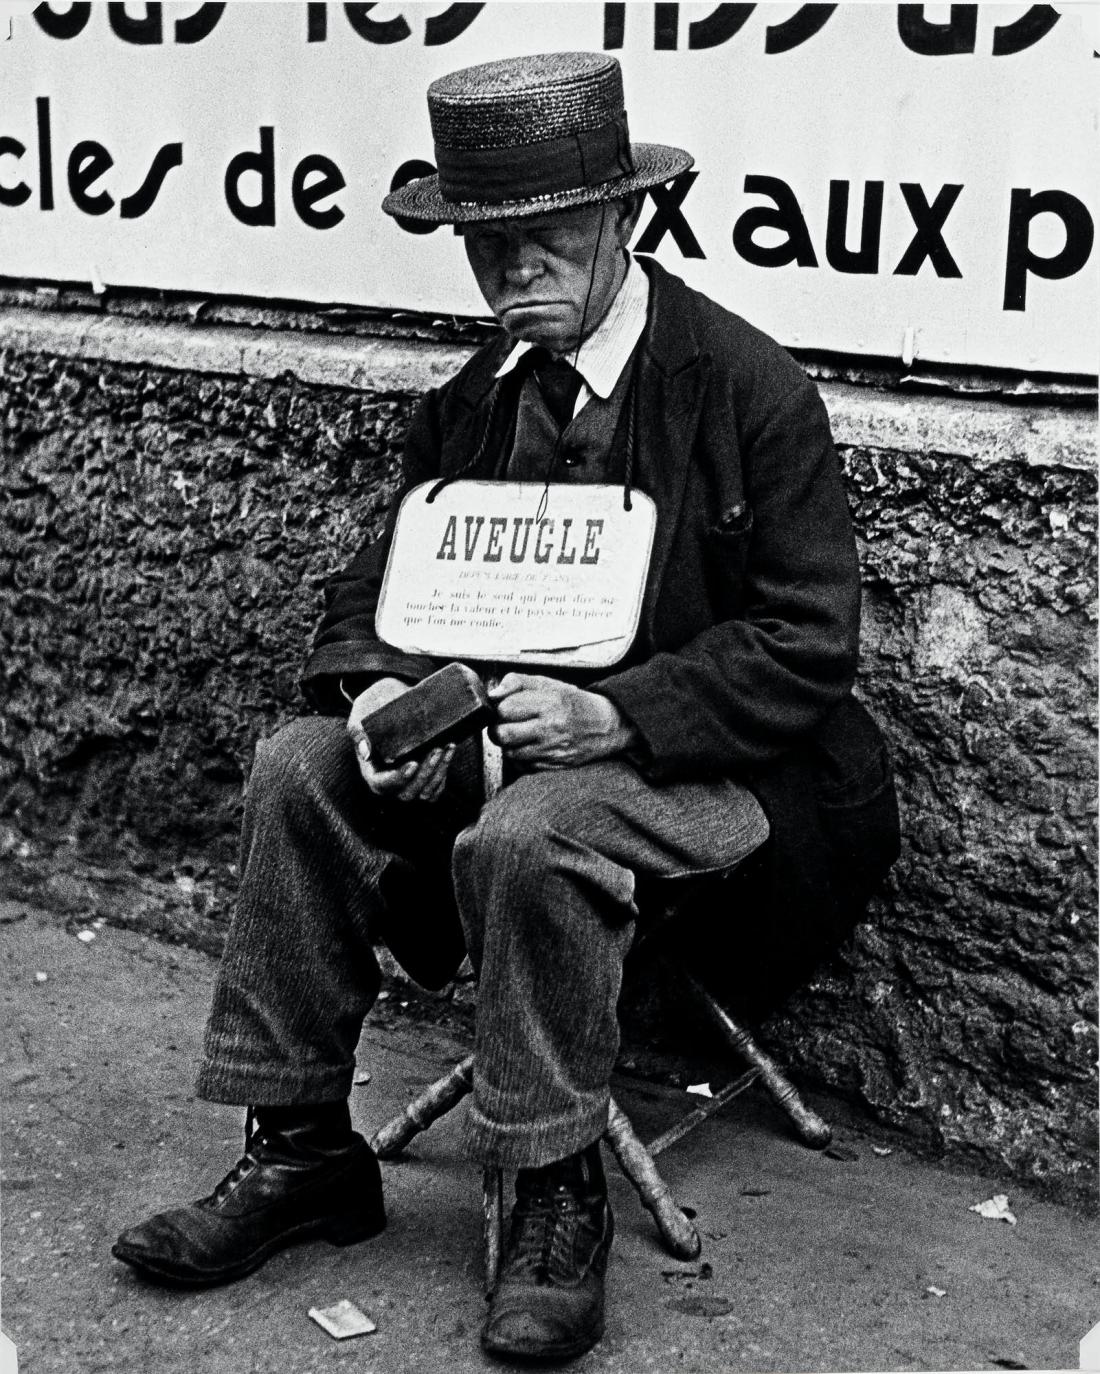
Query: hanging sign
xmin=376 ymin=481 xmax=656 ymax=668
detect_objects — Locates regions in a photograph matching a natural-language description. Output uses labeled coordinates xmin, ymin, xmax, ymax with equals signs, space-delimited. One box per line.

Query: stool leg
xmin=482 ymin=1165 xmax=504 ymax=1295
xmin=603 ymin=1098 xmax=702 ymax=1260
xmin=684 ymin=974 xmax=832 ymax=1148
xmin=645 ymin=1067 xmax=759 ymax=1158
xmin=369 ymin=1055 xmax=475 ymax=1158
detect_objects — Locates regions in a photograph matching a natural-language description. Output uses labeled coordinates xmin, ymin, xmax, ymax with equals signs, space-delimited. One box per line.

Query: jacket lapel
xmin=633 ymin=260 xmax=706 ymax=641
xmin=440 ymin=336 xmax=512 ymax=478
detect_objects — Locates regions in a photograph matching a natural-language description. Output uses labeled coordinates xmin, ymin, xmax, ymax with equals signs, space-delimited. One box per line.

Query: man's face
xmin=460 ymin=201 xmax=636 ymax=355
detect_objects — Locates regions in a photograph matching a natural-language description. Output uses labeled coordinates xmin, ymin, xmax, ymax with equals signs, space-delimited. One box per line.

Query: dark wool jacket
xmin=304 ymin=260 xmax=899 ymax=1014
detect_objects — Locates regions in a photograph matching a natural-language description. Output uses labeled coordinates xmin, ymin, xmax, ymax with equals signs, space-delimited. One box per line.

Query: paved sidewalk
xmin=2 ymin=904 xmax=1096 ymax=1373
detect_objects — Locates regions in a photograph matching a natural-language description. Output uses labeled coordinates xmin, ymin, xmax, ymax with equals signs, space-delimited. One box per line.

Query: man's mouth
xmin=501 ymin=300 xmax=563 ymax=314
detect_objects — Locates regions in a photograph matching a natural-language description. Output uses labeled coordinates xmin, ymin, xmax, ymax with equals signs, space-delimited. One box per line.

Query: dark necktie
xmin=527 ymin=347 xmax=583 ymax=432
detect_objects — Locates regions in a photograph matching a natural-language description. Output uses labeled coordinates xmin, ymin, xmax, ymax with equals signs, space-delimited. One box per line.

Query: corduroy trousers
xmin=196 ymin=716 xmax=769 ymax=1168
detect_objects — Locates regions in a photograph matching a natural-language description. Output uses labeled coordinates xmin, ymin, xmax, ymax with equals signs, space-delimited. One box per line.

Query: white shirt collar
xmin=493 ymin=256 xmax=650 ymax=409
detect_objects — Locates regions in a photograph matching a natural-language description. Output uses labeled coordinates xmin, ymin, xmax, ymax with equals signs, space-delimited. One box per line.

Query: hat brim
xmin=382 ymin=143 xmax=693 ymax=224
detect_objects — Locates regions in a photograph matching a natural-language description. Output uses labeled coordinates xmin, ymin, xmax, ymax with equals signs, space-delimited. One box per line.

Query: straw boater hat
xmin=381 ymin=51 xmax=693 ymax=224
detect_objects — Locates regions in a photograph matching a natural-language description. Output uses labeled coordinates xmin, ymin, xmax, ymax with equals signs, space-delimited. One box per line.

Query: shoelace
xmin=204 ymin=1109 xmax=264 ymax=1207
xmin=507 ymin=1189 xmax=592 ymax=1283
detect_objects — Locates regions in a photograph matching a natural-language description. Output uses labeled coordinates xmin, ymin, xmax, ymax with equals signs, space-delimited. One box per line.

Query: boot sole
xmin=481 ymin=1316 xmax=605 ymax=1365
xmin=111 ymin=1205 xmax=386 ymax=1288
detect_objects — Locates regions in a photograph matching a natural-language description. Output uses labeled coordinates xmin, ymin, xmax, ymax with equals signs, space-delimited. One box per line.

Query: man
xmin=113 ymin=52 xmax=897 ymax=1364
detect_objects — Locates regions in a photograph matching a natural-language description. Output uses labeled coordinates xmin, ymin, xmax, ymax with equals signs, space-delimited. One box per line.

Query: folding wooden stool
xmin=369 ymin=955 xmax=832 ymax=1288
xmin=368 ymin=734 xmax=832 ymax=1288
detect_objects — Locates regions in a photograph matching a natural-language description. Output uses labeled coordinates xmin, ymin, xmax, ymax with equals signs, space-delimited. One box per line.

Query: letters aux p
xmin=732 ymin=176 xmax=1095 ymax=312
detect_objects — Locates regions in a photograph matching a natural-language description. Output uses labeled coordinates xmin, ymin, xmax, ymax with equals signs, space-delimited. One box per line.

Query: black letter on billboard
xmin=108 ymin=3 xmax=163 ymax=44
xmin=603 ymin=2 xmax=625 ymax=48
xmin=68 ymin=140 xmax=115 ymax=215
xmin=425 ymin=3 xmax=483 ymax=44
xmin=766 ymin=4 xmax=836 ymax=53
xmin=825 ymin=180 xmax=883 ymax=274
xmin=344 ymin=3 xmax=410 ymax=43
xmin=894 ymin=183 xmax=963 ymax=277
xmin=992 ymin=5 xmax=1059 ymax=55
xmin=292 ymin=154 xmax=346 ymax=229
xmin=733 ymin=175 xmax=818 ymax=267
xmin=307 ymin=3 xmax=327 ymax=40
xmin=389 ymin=159 xmax=439 ymax=235
xmin=36 ymin=96 xmax=54 ymax=210
xmin=1003 ymin=188 xmax=1095 ymax=311
xmin=175 ymin=3 xmax=225 ymax=43
xmin=688 ymin=5 xmax=755 ymax=50
xmin=897 ymin=4 xmax=977 ymax=54
xmin=634 ymin=173 xmax=704 ymax=258
xmin=655 ymin=3 xmax=679 ymax=48
xmin=0 ymin=138 xmax=31 ymax=208
xmin=120 ymin=143 xmax=183 ymax=218
xmin=33 ymin=3 xmax=91 ymax=38
xmin=225 ymin=127 xmax=276 ymax=227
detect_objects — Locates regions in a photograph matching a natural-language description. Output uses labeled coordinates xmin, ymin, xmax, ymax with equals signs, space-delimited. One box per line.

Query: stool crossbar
xmin=369 ymin=975 xmax=831 ymax=1290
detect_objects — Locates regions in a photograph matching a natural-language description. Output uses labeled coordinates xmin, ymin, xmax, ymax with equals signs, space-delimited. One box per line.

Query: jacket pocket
xmin=705 ymin=505 xmax=754 ymax=598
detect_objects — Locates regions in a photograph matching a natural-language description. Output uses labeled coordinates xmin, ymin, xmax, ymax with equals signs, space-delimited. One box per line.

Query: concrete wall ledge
xmin=0 ymin=306 xmax=468 ymax=398
xmin=2 ymin=306 xmax=1095 ymax=473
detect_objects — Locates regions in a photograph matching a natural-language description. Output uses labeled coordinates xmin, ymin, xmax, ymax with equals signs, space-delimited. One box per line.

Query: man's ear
xmin=612 ymin=193 xmax=645 ymax=248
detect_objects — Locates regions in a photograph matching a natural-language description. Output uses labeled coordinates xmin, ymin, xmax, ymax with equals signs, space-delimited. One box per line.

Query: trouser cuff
xmin=195 ymin=1057 xmax=353 ymax=1107
xmin=461 ymin=1096 xmax=609 ymax=1169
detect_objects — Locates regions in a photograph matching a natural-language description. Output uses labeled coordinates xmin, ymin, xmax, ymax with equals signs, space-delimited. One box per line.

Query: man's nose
xmin=502 ymin=240 xmax=544 ymax=284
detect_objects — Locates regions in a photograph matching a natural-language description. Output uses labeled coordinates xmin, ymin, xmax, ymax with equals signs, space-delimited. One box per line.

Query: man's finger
xmin=387 ymin=761 xmax=418 ymax=787
xmin=495 ymin=719 xmax=544 ymax=750
xmin=493 ymin=689 xmax=546 ymax=723
xmin=398 ymin=747 xmax=449 ymax=801
xmin=506 ymin=742 xmax=563 ymax=767
xmin=488 ymin=672 xmax=536 ymax=701
xmin=416 ymin=746 xmax=449 ymax=791
xmin=361 ymin=763 xmax=416 ymax=798
xmin=381 ymin=763 xmax=417 ymax=802
xmin=420 ymin=750 xmax=453 ymax=801
xmin=397 ymin=756 xmax=434 ymax=801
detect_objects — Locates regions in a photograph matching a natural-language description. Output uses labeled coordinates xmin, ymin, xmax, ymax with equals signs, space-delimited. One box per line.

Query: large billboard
xmin=1 ymin=2 xmax=1096 ymax=374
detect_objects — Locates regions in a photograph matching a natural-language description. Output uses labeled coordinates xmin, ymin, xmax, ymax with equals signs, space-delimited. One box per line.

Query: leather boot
xmin=481 ymin=1141 xmax=613 ymax=1363
xmin=112 ymin=1102 xmax=385 ymax=1285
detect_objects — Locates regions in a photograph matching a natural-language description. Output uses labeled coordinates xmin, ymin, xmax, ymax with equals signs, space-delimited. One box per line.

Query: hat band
xmin=436 ymin=116 xmax=635 ymax=206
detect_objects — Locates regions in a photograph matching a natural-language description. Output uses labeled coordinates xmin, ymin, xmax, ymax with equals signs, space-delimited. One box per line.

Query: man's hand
xmin=489 ymin=673 xmax=636 ymax=769
xmin=346 ymin=677 xmax=455 ymax=802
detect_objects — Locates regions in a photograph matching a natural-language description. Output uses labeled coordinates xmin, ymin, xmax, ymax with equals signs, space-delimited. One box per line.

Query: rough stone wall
xmin=775 ymin=430 xmax=1097 ymax=1196
xmin=1 ymin=319 xmax=1095 ymax=1198
xmin=1 ymin=344 xmax=414 ymax=935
